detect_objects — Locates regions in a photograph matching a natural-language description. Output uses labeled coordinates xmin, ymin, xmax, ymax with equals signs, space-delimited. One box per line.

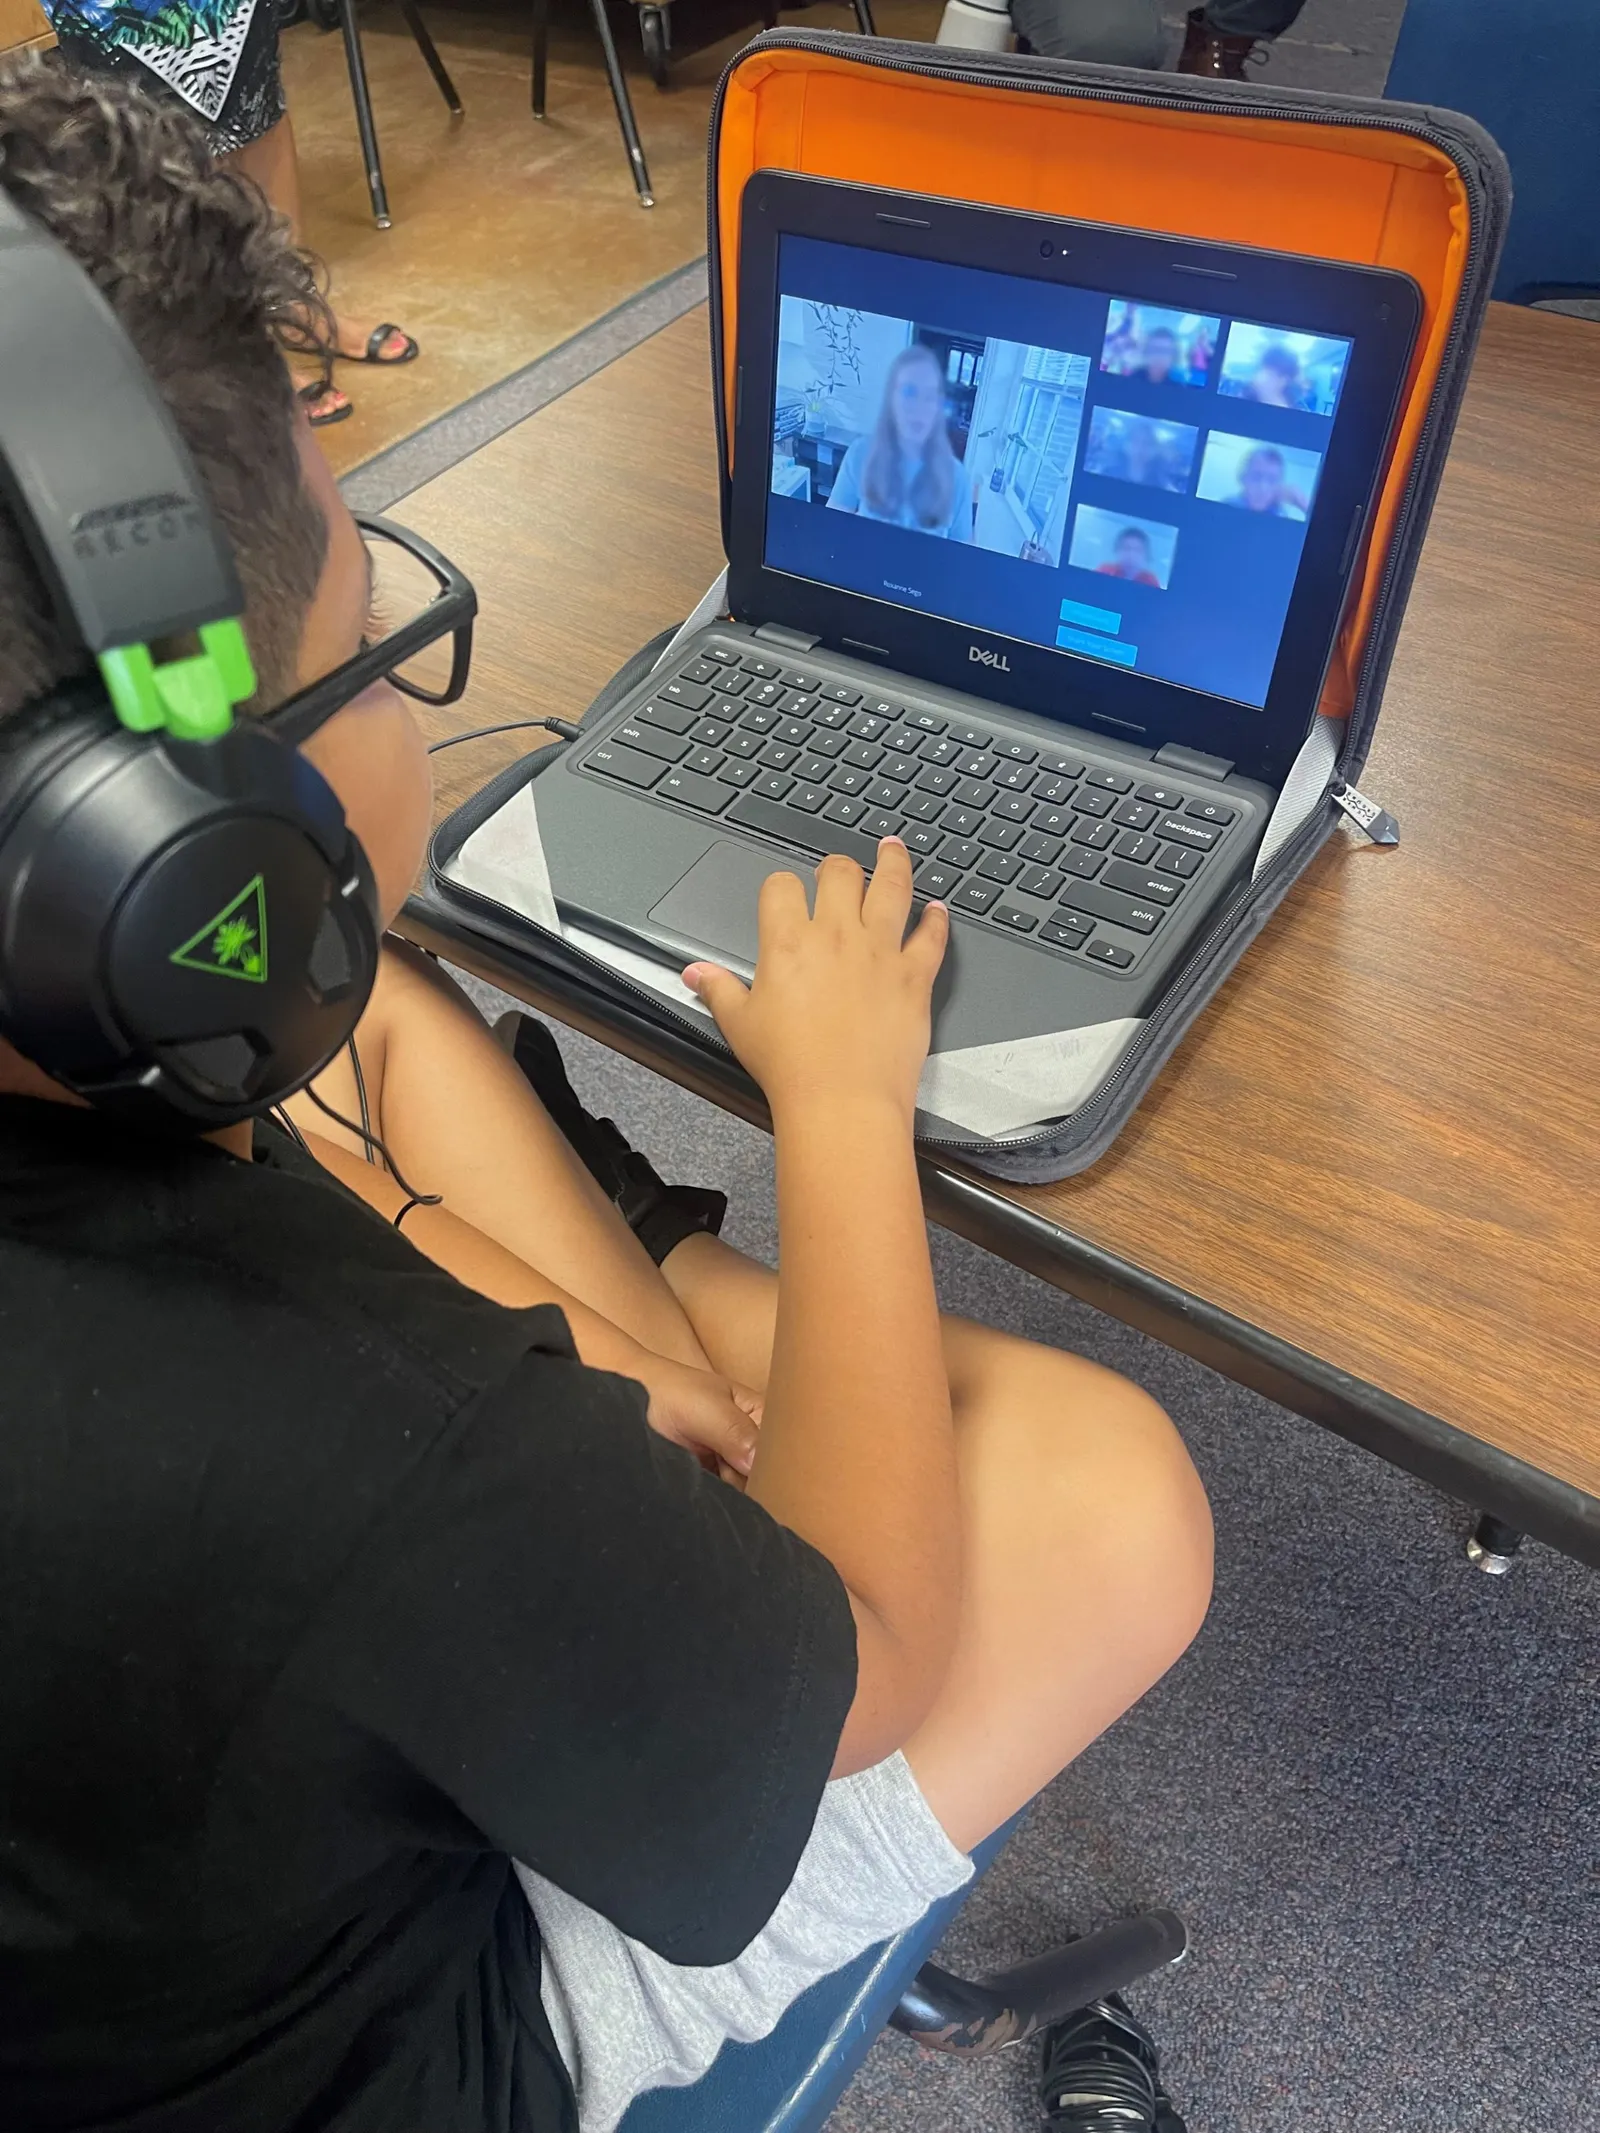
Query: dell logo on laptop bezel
xmin=969 ymin=645 xmax=1011 ymax=672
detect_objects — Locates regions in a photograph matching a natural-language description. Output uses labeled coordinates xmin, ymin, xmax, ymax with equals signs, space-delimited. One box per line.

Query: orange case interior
xmin=714 ymin=49 xmax=1474 ymax=726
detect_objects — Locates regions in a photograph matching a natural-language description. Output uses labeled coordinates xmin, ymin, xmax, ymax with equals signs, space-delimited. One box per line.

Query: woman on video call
xmin=828 ymin=344 xmax=971 ymax=540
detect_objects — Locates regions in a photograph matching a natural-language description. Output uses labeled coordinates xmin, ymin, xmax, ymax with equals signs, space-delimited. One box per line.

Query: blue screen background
xmin=764 ymin=236 xmax=1349 ymax=711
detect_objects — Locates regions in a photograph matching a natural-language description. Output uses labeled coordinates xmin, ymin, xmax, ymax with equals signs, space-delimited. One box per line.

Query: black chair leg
xmin=587 ymin=0 xmax=655 ymax=208
xmin=531 ymin=0 xmax=550 ymax=115
xmin=1466 ymin=1511 xmax=1524 ymax=1575
xmin=336 ymin=0 xmax=391 ymax=229
xmin=890 ymin=1910 xmax=1189 ymax=2054
xmin=397 ymin=0 xmax=464 ymax=113
xmin=850 ymin=0 xmax=877 ymax=33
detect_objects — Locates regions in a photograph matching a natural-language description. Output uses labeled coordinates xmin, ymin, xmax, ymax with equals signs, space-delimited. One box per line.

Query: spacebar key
xmin=727 ymin=790 xmax=879 ymax=868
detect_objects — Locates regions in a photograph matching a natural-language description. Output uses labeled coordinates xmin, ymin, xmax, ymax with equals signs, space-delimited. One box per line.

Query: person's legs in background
xmin=1009 ymin=0 xmax=1166 ymax=67
xmin=1176 ymin=0 xmax=1308 ymax=76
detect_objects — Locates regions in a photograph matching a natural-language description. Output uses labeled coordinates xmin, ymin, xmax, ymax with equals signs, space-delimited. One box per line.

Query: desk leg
xmin=1465 ymin=1511 xmax=1524 ymax=1575
xmin=337 ymin=0 xmax=391 ymax=230
xmin=588 ymin=0 xmax=656 ymax=206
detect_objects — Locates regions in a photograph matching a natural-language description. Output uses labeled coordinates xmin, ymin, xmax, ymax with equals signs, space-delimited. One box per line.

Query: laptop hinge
xmin=753 ymin=622 xmax=822 ymax=651
xmin=1153 ymin=741 xmax=1236 ymax=784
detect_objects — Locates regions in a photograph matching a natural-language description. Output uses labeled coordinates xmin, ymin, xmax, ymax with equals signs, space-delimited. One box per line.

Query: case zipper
xmin=1331 ymin=781 xmax=1400 ymax=845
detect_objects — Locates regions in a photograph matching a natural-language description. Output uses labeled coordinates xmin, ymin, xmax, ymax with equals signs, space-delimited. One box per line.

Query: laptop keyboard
xmin=576 ymin=645 xmax=1244 ymax=971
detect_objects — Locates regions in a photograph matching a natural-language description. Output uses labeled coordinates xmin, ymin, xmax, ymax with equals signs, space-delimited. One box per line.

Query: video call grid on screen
xmin=763 ymin=235 xmax=1354 ymax=711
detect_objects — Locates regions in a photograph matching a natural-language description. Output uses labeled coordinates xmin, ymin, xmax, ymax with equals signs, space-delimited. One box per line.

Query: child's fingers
xmin=862 ymin=837 xmax=914 ymax=939
xmin=756 ymin=863 xmax=810 ymax=946
xmin=812 ymin=850 xmax=866 ymax=928
xmin=903 ymin=897 xmax=950 ymax=987
xmin=683 ymin=962 xmax=748 ymax=1035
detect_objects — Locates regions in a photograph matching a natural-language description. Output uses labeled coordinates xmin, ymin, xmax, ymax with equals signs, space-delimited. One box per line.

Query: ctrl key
xmin=587 ymin=740 xmax=664 ymax=790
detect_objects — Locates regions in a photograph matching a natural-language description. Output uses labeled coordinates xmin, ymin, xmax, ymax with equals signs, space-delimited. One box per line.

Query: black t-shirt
xmin=0 ymin=1098 xmax=856 ymax=2132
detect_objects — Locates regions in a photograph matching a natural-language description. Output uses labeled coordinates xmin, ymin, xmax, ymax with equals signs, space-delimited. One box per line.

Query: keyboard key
xmin=977 ymin=849 xmax=1023 ymax=884
xmin=717 ymin=759 xmax=758 ymax=788
xmin=1018 ymin=865 xmax=1064 ymax=899
xmin=1062 ymin=847 xmax=1106 ymax=879
xmin=866 ymin=780 xmax=907 ymax=810
xmin=708 ymin=694 xmax=747 ymax=722
xmin=916 ymin=861 xmax=963 ymax=899
xmin=860 ymin=809 xmax=900 ymax=840
xmin=941 ymin=836 xmax=982 ymax=869
xmin=660 ymin=676 xmax=711 ymax=710
xmin=741 ymin=705 xmax=779 ymax=733
xmin=952 ymin=777 xmax=990 ymax=809
xmin=1034 ymin=776 xmax=1075 ymax=806
xmin=904 ymin=793 xmax=946 ymax=823
xmin=916 ymin=765 xmax=958 ymax=796
xmin=1072 ymin=788 xmax=1114 ymax=818
xmin=951 ymin=877 xmax=1000 ymax=914
xmin=820 ymin=682 xmax=863 ymax=705
xmin=920 ymin=734 xmax=961 ymax=766
xmin=746 ymin=678 xmax=786 ymax=707
xmin=1018 ymin=831 xmax=1063 ymax=865
xmin=636 ymin=697 xmax=698 ymax=735
xmin=775 ymin=717 xmax=810 ymax=747
xmin=992 ymin=904 xmax=1038 ymax=934
xmin=863 ymin=698 xmax=904 ymax=723
xmin=711 ymin=671 xmax=751 ymax=697
xmin=880 ymin=753 xmax=920 ymax=784
xmin=882 ymin=726 xmax=921 ymax=755
xmin=781 ymin=667 xmax=824 ymax=692
xmin=944 ymin=806 xmax=984 ymax=839
xmin=682 ymin=656 xmax=720 ymax=684
xmin=1113 ymin=799 xmax=1157 ymax=831
xmin=1186 ymin=797 xmax=1237 ymax=826
xmin=704 ymin=645 xmax=740 ymax=666
xmin=1041 ymin=919 xmax=1090 ymax=951
xmin=787 ymin=782 xmax=828 ymax=812
xmin=1136 ymin=781 xmax=1186 ymax=809
xmin=1103 ymin=861 xmax=1180 ymax=904
xmin=957 ymin=749 xmax=995 ymax=779
xmin=685 ymin=746 xmax=723 ymax=776
xmin=1072 ymin=818 xmax=1118 ymax=850
xmin=1041 ymin=752 xmax=1087 ymax=779
xmin=1115 ymin=831 xmax=1160 ymax=865
xmin=587 ymin=740 xmax=665 ymax=789
xmin=740 ymin=655 xmax=783 ymax=678
xmin=992 ymin=738 xmax=1037 ymax=764
xmin=993 ymin=762 xmax=1036 ymax=793
xmin=950 ymin=723 xmax=991 ymax=748
xmin=812 ymin=701 xmax=852 ymax=729
xmin=726 ymin=729 xmax=763 ymax=759
xmin=844 ymin=739 xmax=882 ymax=771
xmin=1032 ymin=807 xmax=1073 ymax=838
xmin=1083 ymin=767 xmax=1132 ymax=794
xmin=848 ymin=712 xmax=888 ymax=741
xmin=795 ymin=755 xmax=835 ymax=785
xmin=691 ymin=716 xmax=734 ymax=746
xmin=978 ymin=818 xmax=1023 ymax=852
xmin=905 ymin=824 xmax=943 ymax=855
xmin=753 ymin=770 xmax=794 ymax=800
xmin=830 ymin=765 xmax=870 ymax=796
xmin=1156 ymin=813 xmax=1218 ymax=850
xmin=726 ymin=789 xmax=879 ymax=867
xmin=994 ymin=794 xmax=1034 ymax=825
xmin=806 ymin=728 xmax=847 ymax=757
xmin=658 ymin=766 xmax=732 ymax=813
xmin=614 ymin=719 xmax=688 ymax=763
xmin=823 ymin=793 xmax=867 ymax=827
xmin=1157 ymin=845 xmax=1203 ymax=878
xmin=760 ymin=742 xmax=798 ymax=771
xmin=1085 ymin=938 xmax=1134 ymax=968
xmin=908 ymin=709 xmax=945 ymax=733
xmin=1057 ymin=880 xmax=1167 ymax=933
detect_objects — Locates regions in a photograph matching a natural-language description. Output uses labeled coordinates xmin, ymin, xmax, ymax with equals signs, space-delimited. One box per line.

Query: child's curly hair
xmin=0 ymin=53 xmax=333 ymax=714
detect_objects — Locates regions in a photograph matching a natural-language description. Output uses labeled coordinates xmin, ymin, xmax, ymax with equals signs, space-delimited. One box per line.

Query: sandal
xmin=297 ymin=378 xmax=353 ymax=429
xmin=337 ymin=323 xmax=420 ymax=366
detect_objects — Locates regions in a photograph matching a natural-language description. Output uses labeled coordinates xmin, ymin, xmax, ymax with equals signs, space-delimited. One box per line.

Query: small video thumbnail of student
xmin=1067 ymin=503 xmax=1179 ymax=590
xmin=1099 ymin=301 xmax=1219 ymax=390
xmin=769 ymin=298 xmax=1089 ymax=569
xmin=1082 ymin=406 xmax=1200 ymax=495
xmin=1195 ymin=431 xmax=1324 ymax=521
xmin=1217 ymin=321 xmax=1352 ymax=416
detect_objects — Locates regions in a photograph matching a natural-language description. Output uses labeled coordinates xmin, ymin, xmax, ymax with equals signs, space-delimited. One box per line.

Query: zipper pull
xmin=1332 ymin=781 xmax=1400 ymax=847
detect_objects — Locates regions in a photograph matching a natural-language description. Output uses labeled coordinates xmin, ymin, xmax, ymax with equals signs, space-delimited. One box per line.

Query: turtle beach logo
xmin=170 ymin=876 xmax=269 ymax=985
xmin=969 ymin=645 xmax=1011 ymax=673
xmin=71 ymin=492 xmax=203 ymax=564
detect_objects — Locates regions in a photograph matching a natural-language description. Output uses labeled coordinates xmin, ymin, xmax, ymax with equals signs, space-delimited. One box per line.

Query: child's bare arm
xmin=685 ymin=841 xmax=959 ymax=1775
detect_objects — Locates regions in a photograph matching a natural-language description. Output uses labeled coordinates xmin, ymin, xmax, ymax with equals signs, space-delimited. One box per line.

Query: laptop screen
xmin=765 ymin=233 xmax=1355 ymax=713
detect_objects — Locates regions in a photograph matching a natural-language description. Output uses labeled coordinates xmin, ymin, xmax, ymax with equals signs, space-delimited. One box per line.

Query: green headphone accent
xmin=97 ymin=617 xmax=257 ymax=740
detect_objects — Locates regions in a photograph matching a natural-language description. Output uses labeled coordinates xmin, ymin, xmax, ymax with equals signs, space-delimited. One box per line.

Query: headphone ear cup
xmin=0 ymin=700 xmax=380 ymax=1127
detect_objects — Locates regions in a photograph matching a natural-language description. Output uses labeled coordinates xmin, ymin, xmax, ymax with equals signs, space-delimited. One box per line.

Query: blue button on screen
xmin=1057 ymin=598 xmax=1122 ymax=636
xmin=1057 ymin=625 xmax=1138 ymax=666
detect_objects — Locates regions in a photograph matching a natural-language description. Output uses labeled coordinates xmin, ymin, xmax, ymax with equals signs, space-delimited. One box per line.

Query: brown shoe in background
xmin=1175 ymin=5 xmax=1267 ymax=77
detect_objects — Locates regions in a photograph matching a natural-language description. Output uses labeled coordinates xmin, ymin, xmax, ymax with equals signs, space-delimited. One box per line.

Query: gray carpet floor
xmin=457 ymin=978 xmax=1599 ymax=2133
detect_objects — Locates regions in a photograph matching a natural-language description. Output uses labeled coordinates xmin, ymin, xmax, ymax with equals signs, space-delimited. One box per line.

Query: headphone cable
xmin=426 ymin=717 xmax=580 ymax=756
xmin=346 ymin=1035 xmax=376 ymax=1168
xmin=298 ymin=1081 xmax=442 ymax=1230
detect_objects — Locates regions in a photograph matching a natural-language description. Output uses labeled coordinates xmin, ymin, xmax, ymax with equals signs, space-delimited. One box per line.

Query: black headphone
xmin=0 ymin=189 xmax=380 ymax=1130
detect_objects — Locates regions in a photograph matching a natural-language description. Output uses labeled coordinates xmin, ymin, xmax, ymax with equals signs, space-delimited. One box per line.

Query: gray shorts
xmin=516 ymin=1753 xmax=973 ymax=2133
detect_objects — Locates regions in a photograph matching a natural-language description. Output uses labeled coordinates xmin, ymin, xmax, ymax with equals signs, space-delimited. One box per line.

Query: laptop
xmin=529 ymin=174 xmax=1420 ymax=1062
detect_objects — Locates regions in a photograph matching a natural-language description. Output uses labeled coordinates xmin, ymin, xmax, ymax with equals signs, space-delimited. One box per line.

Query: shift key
xmin=1057 ymin=879 xmax=1168 ymax=934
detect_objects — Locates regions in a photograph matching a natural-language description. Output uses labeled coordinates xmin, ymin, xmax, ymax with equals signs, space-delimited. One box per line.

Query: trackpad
xmin=648 ymin=841 xmax=814 ymax=973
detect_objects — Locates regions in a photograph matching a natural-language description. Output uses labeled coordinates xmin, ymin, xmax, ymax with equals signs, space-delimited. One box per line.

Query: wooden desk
xmin=394 ymin=303 xmax=1600 ymax=1568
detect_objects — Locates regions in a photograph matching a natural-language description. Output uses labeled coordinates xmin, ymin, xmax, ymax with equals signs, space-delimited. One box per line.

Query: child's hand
xmin=624 ymin=1343 xmax=761 ymax=1484
xmin=684 ymin=838 xmax=948 ymax=1130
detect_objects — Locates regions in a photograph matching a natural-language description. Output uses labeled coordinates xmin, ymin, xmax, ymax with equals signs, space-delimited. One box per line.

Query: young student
xmin=0 ymin=58 xmax=1212 ymax=2133
xmin=1097 ymin=526 xmax=1164 ymax=585
xmin=827 ymin=342 xmax=971 ymax=538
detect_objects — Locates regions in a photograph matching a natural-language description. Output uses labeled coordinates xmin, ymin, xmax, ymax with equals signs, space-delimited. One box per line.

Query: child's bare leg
xmin=284 ymin=944 xmax=709 ymax=1369
xmin=666 ymin=1234 xmax=1214 ymax=1852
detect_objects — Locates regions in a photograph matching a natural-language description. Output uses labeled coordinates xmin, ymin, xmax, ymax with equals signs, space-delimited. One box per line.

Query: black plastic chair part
xmin=334 ymin=0 xmax=464 ymax=230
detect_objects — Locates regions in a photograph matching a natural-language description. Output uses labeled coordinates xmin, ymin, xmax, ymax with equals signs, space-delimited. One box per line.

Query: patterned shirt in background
xmin=41 ymin=0 xmax=286 ymax=152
